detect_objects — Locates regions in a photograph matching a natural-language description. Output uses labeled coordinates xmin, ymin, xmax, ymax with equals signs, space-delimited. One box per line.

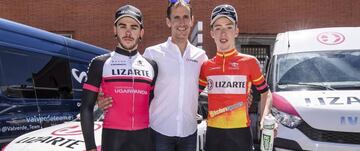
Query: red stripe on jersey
xmin=103 ymin=76 xmax=153 ymax=83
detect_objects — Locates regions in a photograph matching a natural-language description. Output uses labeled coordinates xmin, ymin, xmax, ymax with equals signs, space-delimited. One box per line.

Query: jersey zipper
xmin=222 ymin=53 xmax=226 ymax=73
xmin=130 ymin=55 xmax=135 ymax=130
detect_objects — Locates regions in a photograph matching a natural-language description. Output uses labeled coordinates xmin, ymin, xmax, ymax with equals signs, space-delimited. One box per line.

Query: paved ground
xmin=0 ymin=139 xmax=266 ymax=150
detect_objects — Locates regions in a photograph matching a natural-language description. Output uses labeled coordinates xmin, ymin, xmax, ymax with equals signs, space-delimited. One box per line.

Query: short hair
xmin=167 ymin=0 xmax=192 ymax=19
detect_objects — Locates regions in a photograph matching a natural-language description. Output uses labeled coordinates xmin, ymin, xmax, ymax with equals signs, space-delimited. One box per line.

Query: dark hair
xmin=167 ymin=0 xmax=192 ymax=19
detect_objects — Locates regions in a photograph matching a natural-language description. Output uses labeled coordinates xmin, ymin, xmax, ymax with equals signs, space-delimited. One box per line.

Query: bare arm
xmin=259 ymin=90 xmax=273 ymax=129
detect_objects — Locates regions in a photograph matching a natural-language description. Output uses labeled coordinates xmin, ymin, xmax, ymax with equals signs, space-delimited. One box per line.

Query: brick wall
xmin=1 ymin=0 xmax=360 ymax=57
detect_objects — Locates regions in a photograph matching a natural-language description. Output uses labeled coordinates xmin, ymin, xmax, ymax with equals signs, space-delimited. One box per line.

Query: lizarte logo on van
xmin=317 ymin=32 xmax=345 ymax=45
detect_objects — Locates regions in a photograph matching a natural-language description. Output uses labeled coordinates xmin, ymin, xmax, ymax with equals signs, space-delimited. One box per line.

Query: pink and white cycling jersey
xmin=83 ymin=47 xmax=157 ymax=130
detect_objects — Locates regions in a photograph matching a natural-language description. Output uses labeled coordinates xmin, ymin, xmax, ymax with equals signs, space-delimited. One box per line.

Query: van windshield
xmin=276 ymin=50 xmax=360 ymax=91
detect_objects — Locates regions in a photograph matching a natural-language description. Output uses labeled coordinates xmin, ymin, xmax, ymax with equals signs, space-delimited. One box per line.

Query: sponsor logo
xmin=15 ymin=136 xmax=84 ymax=149
xmin=209 ymin=66 xmax=221 ymax=70
xmin=135 ymin=60 xmax=144 ymax=67
xmin=52 ymin=124 xmax=101 ymax=136
xmin=112 ymin=68 xmax=150 ymax=77
xmin=207 ymin=75 xmax=247 ymax=94
xmin=1 ymin=125 xmax=41 ymax=133
xmin=114 ymin=88 xmax=148 ymax=95
xmin=305 ymin=96 xmax=360 ymax=105
xmin=317 ymin=32 xmax=345 ymax=45
xmin=209 ymin=102 xmax=243 ymax=117
xmin=111 ymin=60 xmax=126 ymax=66
xmin=26 ymin=115 xmax=74 ymax=123
xmin=262 ymin=134 xmax=272 ymax=151
xmin=230 ymin=62 xmax=239 ymax=67
xmin=13 ymin=124 xmax=101 ymax=149
xmin=208 ymin=79 xmax=214 ymax=90
xmin=118 ymin=10 xmax=138 ymax=17
xmin=72 ymin=68 xmax=87 ymax=83
xmin=111 ymin=63 xmax=126 ymax=66
xmin=214 ymin=81 xmax=246 ymax=88
xmin=340 ymin=116 xmax=358 ymax=125
xmin=229 ymin=68 xmax=239 ymax=70
xmin=186 ymin=58 xmax=198 ymax=63
xmin=229 ymin=62 xmax=239 ymax=70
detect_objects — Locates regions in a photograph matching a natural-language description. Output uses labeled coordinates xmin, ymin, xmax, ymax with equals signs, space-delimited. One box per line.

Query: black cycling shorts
xmin=101 ymin=128 xmax=153 ymax=151
xmin=205 ymin=126 xmax=254 ymax=151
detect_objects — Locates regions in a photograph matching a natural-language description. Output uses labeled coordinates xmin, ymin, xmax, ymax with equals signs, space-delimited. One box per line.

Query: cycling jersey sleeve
xmin=249 ymin=58 xmax=269 ymax=93
xmin=199 ymin=62 xmax=207 ymax=92
xmin=81 ymin=56 xmax=106 ymax=150
xmin=198 ymin=62 xmax=208 ymax=119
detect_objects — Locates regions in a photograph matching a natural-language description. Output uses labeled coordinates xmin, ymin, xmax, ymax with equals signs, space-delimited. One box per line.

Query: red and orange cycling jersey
xmin=199 ymin=49 xmax=268 ymax=129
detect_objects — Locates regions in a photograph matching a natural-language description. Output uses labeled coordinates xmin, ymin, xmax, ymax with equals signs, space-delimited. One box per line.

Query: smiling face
xmin=114 ymin=16 xmax=144 ymax=51
xmin=166 ymin=5 xmax=194 ymax=43
xmin=210 ymin=17 xmax=239 ymax=52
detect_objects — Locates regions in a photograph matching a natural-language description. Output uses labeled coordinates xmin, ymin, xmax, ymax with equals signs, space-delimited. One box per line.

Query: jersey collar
xmin=216 ymin=48 xmax=238 ymax=58
xmin=115 ymin=47 xmax=138 ymax=56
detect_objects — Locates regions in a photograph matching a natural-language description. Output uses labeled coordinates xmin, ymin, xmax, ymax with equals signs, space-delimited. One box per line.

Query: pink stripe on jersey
xmin=256 ymin=83 xmax=268 ymax=91
xmin=83 ymin=83 xmax=99 ymax=92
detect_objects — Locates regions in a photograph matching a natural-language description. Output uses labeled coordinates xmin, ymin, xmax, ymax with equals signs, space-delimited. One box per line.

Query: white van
xmin=266 ymin=27 xmax=360 ymax=151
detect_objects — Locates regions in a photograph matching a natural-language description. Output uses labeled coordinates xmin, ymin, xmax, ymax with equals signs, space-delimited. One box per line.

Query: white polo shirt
xmin=144 ymin=37 xmax=208 ymax=137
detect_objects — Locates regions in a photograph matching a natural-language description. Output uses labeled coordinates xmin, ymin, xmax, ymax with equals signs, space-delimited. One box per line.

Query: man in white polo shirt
xmin=143 ymin=0 xmax=207 ymax=150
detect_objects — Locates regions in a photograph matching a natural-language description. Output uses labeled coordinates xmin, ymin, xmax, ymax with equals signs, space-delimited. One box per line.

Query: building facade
xmin=1 ymin=0 xmax=360 ymax=58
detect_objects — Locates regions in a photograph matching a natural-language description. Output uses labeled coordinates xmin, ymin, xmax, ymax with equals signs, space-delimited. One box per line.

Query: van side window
xmin=0 ymin=47 xmax=73 ymax=99
xmin=0 ymin=48 xmax=36 ymax=98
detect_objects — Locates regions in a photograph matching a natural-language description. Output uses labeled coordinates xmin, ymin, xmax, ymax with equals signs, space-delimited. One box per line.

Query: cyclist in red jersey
xmin=81 ymin=5 xmax=157 ymax=151
xmin=198 ymin=4 xmax=273 ymax=151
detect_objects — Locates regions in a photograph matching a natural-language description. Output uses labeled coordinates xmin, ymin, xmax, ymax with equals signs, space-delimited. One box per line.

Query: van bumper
xmin=274 ymin=124 xmax=360 ymax=151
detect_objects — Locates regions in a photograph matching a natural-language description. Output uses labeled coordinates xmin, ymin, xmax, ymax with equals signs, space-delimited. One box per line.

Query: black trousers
xmin=101 ymin=128 xmax=153 ymax=151
xmin=205 ymin=126 xmax=254 ymax=151
xmin=150 ymin=128 xmax=197 ymax=151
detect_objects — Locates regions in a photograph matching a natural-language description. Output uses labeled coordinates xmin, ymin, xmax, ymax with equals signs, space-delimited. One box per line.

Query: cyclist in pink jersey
xmin=81 ymin=5 xmax=157 ymax=151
